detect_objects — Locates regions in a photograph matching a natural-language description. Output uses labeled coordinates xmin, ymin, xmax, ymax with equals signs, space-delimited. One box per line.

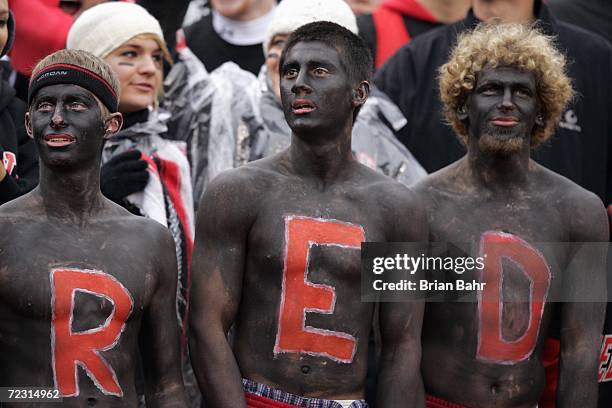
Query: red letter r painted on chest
xmin=51 ymin=268 xmax=133 ymax=397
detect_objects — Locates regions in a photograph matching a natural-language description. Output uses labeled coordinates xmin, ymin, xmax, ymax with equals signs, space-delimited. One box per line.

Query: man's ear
xmin=457 ymin=103 xmax=468 ymax=122
xmin=24 ymin=111 xmax=34 ymax=139
xmin=352 ymin=81 xmax=370 ymax=108
xmin=535 ymin=111 xmax=544 ymax=127
xmin=104 ymin=112 xmax=123 ymax=140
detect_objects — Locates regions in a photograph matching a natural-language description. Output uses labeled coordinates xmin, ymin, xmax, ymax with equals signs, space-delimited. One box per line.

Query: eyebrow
xmin=307 ymin=60 xmax=335 ymax=69
xmin=34 ymin=91 xmax=95 ymax=103
xmin=282 ymin=59 xmax=336 ymax=69
xmin=120 ymin=43 xmax=162 ymax=53
xmin=479 ymin=78 xmax=534 ymax=87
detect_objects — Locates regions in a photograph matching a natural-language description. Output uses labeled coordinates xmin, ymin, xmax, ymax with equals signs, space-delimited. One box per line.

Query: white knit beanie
xmin=67 ymin=2 xmax=164 ymax=58
xmin=263 ymin=0 xmax=358 ymax=55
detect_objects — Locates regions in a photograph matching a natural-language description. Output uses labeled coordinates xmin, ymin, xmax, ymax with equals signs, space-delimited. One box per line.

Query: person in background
xmin=345 ymin=0 xmax=381 ymax=15
xmin=255 ymin=0 xmax=427 ymax=186
xmin=0 ymin=0 xmax=38 ymax=205
xmin=67 ymin=1 xmax=195 ymax=356
xmin=183 ymin=0 xmax=277 ymax=74
xmin=8 ymin=0 xmax=190 ymax=101
xmin=548 ymin=0 xmax=612 ymax=46
xmin=357 ymin=0 xmax=470 ymax=69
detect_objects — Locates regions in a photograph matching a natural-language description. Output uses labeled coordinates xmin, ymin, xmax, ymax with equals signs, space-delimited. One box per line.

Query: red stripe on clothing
xmin=381 ymin=0 xmax=437 ymax=21
xmin=373 ymin=6 xmax=411 ymax=69
xmin=246 ymin=392 xmax=299 ymax=408
xmin=157 ymin=157 xmax=193 ymax=351
xmin=37 ymin=63 xmax=117 ymax=97
xmin=539 ymin=337 xmax=560 ymax=408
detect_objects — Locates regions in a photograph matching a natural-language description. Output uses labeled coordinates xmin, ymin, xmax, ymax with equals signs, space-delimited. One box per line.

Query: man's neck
xmin=418 ymin=0 xmax=470 ymax=23
xmin=223 ymin=0 xmax=276 ymax=22
xmin=212 ymin=4 xmax=275 ymax=45
xmin=288 ymin=130 xmax=354 ymax=189
xmin=472 ymin=0 xmax=535 ymax=23
xmin=465 ymin=147 xmax=531 ymax=193
xmin=38 ymin=163 xmax=107 ymax=224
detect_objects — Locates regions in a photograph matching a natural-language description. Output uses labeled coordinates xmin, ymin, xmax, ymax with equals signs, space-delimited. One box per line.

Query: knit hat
xmin=66 ymin=2 xmax=164 ymax=58
xmin=263 ymin=0 xmax=358 ymax=55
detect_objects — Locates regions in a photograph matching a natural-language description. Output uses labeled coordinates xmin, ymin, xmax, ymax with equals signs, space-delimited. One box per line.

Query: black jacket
xmin=375 ymin=1 xmax=612 ymax=206
xmin=184 ymin=13 xmax=265 ymax=75
xmin=0 ymin=78 xmax=38 ymax=205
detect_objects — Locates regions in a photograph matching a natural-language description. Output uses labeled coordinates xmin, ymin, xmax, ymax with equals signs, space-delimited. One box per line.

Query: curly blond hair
xmin=439 ymin=23 xmax=573 ymax=147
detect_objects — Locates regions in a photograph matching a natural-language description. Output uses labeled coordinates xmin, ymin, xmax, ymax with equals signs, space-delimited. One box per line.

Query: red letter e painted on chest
xmin=51 ymin=268 xmax=133 ymax=397
xmin=274 ymin=216 xmax=365 ymax=363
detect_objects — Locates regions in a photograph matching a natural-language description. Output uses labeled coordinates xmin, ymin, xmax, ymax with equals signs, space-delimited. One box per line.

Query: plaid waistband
xmin=243 ymin=378 xmax=368 ymax=408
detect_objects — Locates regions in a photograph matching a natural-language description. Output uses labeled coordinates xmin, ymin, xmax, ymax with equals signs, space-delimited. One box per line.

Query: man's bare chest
xmin=428 ymin=192 xmax=567 ymax=244
xmin=0 ymin=225 xmax=150 ymax=321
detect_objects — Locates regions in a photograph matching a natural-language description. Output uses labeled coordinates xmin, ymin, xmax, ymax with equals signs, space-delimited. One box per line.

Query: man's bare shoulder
xmin=0 ymin=189 xmax=43 ymax=220
xmin=206 ymin=155 xmax=287 ymax=197
xmin=535 ymin=164 xmax=608 ymax=241
xmin=361 ymin=166 xmax=421 ymax=209
xmin=352 ymin=163 xmax=426 ymax=231
xmin=411 ymin=161 xmax=464 ymax=201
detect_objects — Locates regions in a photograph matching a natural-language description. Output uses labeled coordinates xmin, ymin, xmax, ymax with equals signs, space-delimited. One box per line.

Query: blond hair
xmin=134 ymin=33 xmax=173 ymax=66
xmin=439 ymin=23 xmax=573 ymax=147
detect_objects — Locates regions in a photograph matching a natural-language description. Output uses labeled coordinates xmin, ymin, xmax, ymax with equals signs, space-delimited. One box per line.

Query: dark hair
xmin=281 ymin=21 xmax=373 ymax=86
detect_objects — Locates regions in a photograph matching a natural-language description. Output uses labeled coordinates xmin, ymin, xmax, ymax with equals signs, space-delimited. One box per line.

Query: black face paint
xmin=30 ymin=84 xmax=106 ymax=169
xmin=466 ymin=66 xmax=539 ymax=154
xmin=280 ymin=41 xmax=354 ymax=136
xmin=117 ymin=62 xmax=135 ymax=67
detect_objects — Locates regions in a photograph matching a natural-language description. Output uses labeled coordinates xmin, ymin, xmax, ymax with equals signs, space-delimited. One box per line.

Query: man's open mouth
xmin=292 ymin=99 xmax=316 ymax=115
xmin=44 ymin=133 xmax=76 ymax=148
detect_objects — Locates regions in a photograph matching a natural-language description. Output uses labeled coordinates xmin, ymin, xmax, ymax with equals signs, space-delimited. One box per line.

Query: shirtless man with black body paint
xmin=0 ymin=49 xmax=187 ymax=408
xmin=189 ymin=21 xmax=427 ymax=408
xmin=413 ymin=24 xmax=607 ymax=408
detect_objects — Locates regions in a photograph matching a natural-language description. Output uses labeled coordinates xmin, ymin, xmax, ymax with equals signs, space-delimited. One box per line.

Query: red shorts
xmin=246 ymin=392 xmax=298 ymax=408
xmin=426 ymin=394 xmax=468 ymax=408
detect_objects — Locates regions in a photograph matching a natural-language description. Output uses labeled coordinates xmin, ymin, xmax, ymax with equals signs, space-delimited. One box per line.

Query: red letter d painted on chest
xmin=51 ymin=268 xmax=133 ymax=397
xmin=477 ymin=232 xmax=551 ymax=364
xmin=274 ymin=216 xmax=365 ymax=363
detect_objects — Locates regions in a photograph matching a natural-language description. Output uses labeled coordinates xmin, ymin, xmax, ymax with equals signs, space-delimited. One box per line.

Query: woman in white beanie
xmin=67 ymin=1 xmax=195 ymax=358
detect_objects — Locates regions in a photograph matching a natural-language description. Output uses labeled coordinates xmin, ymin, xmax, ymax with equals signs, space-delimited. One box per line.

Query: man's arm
xmin=557 ymin=191 xmax=608 ymax=408
xmin=140 ymin=223 xmax=188 ymax=407
xmin=376 ymin=186 xmax=428 ymax=408
xmin=189 ymin=170 xmax=254 ymax=408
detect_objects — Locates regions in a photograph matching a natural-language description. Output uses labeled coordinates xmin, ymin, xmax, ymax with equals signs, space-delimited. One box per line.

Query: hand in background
xmin=101 ymin=150 xmax=150 ymax=204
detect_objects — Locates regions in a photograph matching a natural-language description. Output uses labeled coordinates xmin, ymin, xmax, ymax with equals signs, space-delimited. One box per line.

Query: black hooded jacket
xmin=0 ymin=10 xmax=38 ymax=205
xmin=0 ymin=77 xmax=38 ymax=204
